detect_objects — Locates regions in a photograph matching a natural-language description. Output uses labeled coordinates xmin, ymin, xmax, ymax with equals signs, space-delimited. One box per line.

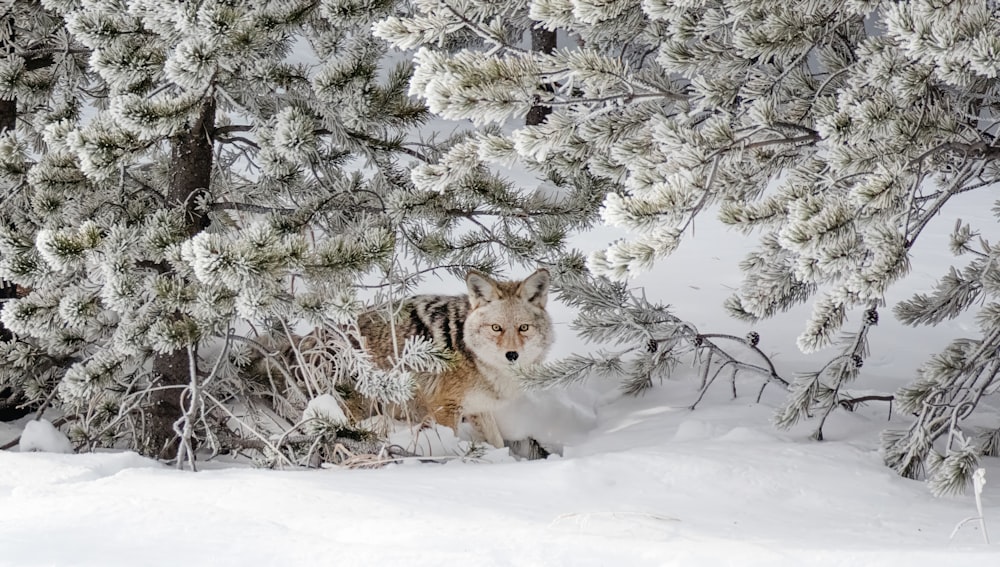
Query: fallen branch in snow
xmin=326 ymin=442 xmax=456 ymax=469
xmin=217 ymin=431 xmax=419 ymax=466
xmin=838 ymin=394 xmax=895 ymax=415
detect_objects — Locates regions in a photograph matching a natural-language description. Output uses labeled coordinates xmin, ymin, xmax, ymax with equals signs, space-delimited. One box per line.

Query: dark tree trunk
xmin=0 ymin=12 xmax=32 ymax=422
xmin=526 ymin=26 xmax=557 ymax=127
xmin=1 ymin=9 xmax=21 ymax=340
xmin=0 ymin=9 xmax=12 ymax=134
xmin=0 ymin=94 xmax=18 ymax=346
xmin=0 ymin=386 xmax=28 ymax=421
xmin=0 ymin=100 xmax=14 ymax=134
xmin=145 ymin=98 xmax=215 ymax=458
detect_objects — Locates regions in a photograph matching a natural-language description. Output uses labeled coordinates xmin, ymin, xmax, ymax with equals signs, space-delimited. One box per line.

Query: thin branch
xmin=697 ymin=333 xmax=789 ymax=387
xmin=907 ymin=162 xmax=982 ymax=245
xmin=216 ymin=135 xmax=259 ymax=149
xmin=214 ymin=125 xmax=254 ymax=135
xmin=909 ymin=140 xmax=1000 ymax=166
xmin=839 ymin=394 xmax=894 ymax=412
xmin=812 ymin=304 xmax=878 ymax=441
xmin=543 ymin=90 xmax=688 ymax=107
xmin=209 ymin=201 xmax=295 ymax=215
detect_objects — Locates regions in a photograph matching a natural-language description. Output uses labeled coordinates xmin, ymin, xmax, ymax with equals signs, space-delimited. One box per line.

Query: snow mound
xmin=672 ymin=419 xmax=719 ymax=441
xmin=717 ymin=426 xmax=777 ymax=443
xmin=494 ymin=388 xmax=600 ymax=447
xmin=0 ymin=451 xmax=160 ymax=489
xmin=303 ymin=394 xmax=348 ymax=427
xmin=19 ymin=419 xmax=73 ymax=454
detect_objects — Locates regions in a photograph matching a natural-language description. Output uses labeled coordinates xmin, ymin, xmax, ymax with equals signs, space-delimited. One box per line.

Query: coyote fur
xmin=357 ymin=268 xmax=554 ymax=448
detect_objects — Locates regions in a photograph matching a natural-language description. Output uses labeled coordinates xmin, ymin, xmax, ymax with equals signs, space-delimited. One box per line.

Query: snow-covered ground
xmin=2 ymin=169 xmax=999 ymax=565
xmin=0 ymin=383 xmax=996 ymax=566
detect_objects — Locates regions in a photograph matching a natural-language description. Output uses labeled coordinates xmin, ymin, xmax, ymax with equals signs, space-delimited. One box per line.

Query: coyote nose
xmin=505 ymin=351 xmax=519 ymax=362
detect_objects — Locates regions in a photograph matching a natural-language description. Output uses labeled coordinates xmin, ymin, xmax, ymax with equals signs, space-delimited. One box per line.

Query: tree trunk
xmin=0 ymin=100 xmax=13 ymax=134
xmin=1 ymin=9 xmax=22 ymax=343
xmin=0 ymin=9 xmax=12 ymax=134
xmin=0 ymin=12 xmax=33 ymax=422
xmin=526 ymin=26 xmax=557 ymax=126
xmin=145 ymin=98 xmax=214 ymax=458
xmin=0 ymin=96 xmax=19 ymax=346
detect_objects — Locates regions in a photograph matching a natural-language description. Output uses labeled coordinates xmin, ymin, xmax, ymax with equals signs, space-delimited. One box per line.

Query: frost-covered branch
xmin=375 ymin=0 xmax=1000 ymax=493
xmin=523 ymin=274 xmax=788 ymax=406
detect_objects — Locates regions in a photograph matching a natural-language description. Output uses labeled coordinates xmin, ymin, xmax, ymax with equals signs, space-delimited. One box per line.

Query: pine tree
xmin=0 ymin=0 xmax=93 ymax=421
xmin=3 ymin=0 xmax=602 ymax=465
xmin=378 ymin=0 xmax=1000 ymax=493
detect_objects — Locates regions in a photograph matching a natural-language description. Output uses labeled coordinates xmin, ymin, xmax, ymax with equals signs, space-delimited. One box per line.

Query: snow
xmin=6 ymin=85 xmax=1000 ymax=567
xmin=1 ymin=193 xmax=998 ymax=565
xmin=0 ymin=385 xmax=997 ymax=566
xmin=303 ymin=393 xmax=349 ymax=427
xmin=18 ymin=419 xmax=73 ymax=454
xmin=3 ymin=182 xmax=999 ymax=566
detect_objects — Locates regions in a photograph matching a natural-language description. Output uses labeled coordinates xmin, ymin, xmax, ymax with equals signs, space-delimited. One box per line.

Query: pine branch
xmin=906 ymin=163 xmax=983 ymax=246
xmin=216 ymin=135 xmax=258 ymax=148
xmin=696 ymin=333 xmax=789 ymax=387
xmin=810 ymin=304 xmax=878 ymax=441
xmin=909 ymin=140 xmax=1000 ymax=166
xmin=209 ymin=202 xmax=295 ymax=215
xmin=214 ymin=125 xmax=254 ymax=135
xmin=838 ymin=394 xmax=894 ymax=412
xmin=439 ymin=1 xmax=524 ymax=55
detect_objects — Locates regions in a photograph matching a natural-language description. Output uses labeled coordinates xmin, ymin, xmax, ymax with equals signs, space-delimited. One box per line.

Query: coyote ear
xmin=466 ymin=270 xmax=500 ymax=309
xmin=518 ymin=268 xmax=550 ymax=308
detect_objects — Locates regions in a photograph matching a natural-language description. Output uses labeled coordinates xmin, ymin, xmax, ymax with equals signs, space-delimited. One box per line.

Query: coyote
xmin=358 ymin=269 xmax=554 ymax=448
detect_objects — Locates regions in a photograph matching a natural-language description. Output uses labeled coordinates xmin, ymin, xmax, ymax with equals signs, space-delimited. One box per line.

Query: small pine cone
xmin=692 ymin=335 xmax=704 ymax=347
xmin=864 ymin=308 xmax=879 ymax=326
xmin=851 ymin=354 xmax=864 ymax=368
xmin=646 ymin=339 xmax=658 ymax=353
xmin=746 ymin=331 xmax=760 ymax=347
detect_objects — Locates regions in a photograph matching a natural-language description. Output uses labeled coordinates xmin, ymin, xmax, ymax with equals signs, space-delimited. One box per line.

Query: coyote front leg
xmin=468 ymin=412 xmax=504 ymax=449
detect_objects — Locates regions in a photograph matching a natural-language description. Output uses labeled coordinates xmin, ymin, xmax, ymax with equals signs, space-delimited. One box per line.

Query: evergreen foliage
xmin=0 ymin=0 xmax=94 ymax=421
xmin=2 ymin=0 xmax=603 ymax=465
xmin=379 ymin=0 xmax=1000 ymax=493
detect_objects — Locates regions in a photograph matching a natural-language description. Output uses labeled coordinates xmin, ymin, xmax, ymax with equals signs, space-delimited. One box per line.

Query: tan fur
xmin=357 ymin=269 xmax=553 ymax=448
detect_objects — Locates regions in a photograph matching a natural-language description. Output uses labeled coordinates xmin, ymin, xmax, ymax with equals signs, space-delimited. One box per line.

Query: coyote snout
xmin=358 ymin=268 xmax=554 ymax=449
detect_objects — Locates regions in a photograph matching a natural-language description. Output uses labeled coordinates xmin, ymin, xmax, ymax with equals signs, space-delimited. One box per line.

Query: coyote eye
xmin=491 ymin=324 xmax=502 ymax=332
xmin=518 ymin=324 xmax=530 ymax=332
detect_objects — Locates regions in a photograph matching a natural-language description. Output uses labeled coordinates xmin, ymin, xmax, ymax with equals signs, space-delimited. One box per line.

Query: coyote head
xmin=463 ymin=269 xmax=554 ymax=369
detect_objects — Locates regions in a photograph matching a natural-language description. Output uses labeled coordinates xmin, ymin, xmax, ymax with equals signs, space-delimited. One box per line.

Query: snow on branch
xmin=521 ymin=273 xmax=788 ymax=405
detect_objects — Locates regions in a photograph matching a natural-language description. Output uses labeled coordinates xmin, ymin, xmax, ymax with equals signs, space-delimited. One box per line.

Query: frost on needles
xmin=381 ymin=0 xmax=1000 ymax=494
xmin=10 ymin=0 xmax=664 ymax=466
xmin=6 ymin=0 xmax=1000 ymax=492
xmin=0 ymin=0 xmax=614 ymax=467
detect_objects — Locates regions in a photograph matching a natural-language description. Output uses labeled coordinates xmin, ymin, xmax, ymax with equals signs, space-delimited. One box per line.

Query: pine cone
xmin=864 ymin=308 xmax=878 ymax=326
xmin=746 ymin=331 xmax=760 ymax=347
xmin=851 ymin=354 xmax=864 ymax=368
